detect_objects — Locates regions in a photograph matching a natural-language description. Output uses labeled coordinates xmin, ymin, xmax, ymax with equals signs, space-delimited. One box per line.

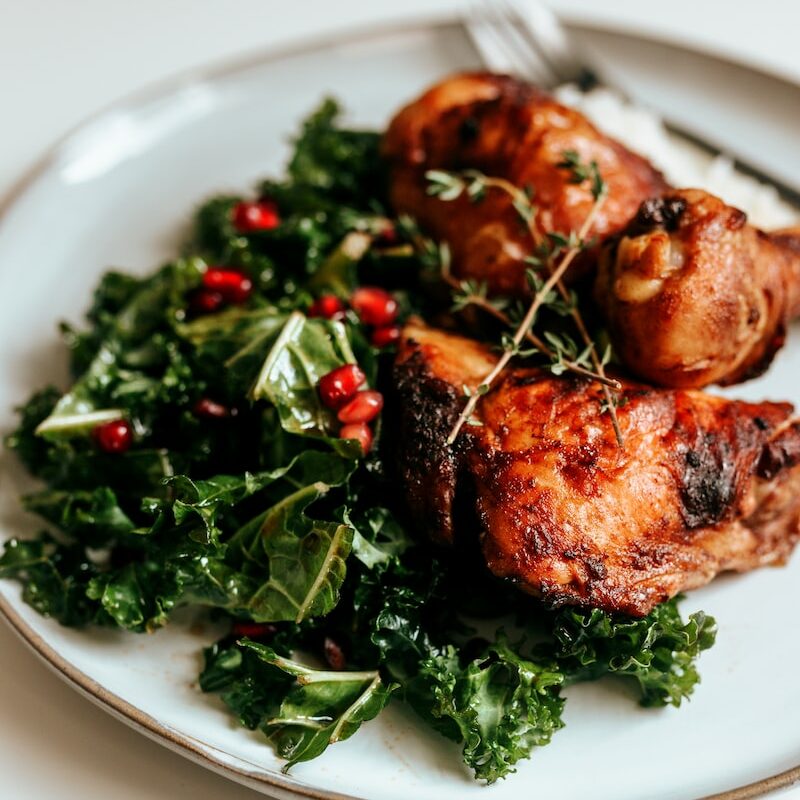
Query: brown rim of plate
xmin=1 ymin=13 xmax=800 ymax=800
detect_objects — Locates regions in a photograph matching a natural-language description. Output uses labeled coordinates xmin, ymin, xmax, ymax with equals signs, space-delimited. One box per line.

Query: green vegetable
xmin=249 ymin=312 xmax=358 ymax=439
xmin=413 ymin=638 xmax=565 ymax=783
xmin=227 ymin=481 xmax=354 ymax=623
xmin=550 ymin=599 xmax=718 ymax=707
xmin=1 ymin=97 xmax=718 ymax=782
xmin=241 ymin=640 xmax=396 ymax=769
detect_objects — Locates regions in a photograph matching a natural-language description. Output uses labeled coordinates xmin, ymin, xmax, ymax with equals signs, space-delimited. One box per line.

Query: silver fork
xmin=464 ymin=0 xmax=800 ymax=208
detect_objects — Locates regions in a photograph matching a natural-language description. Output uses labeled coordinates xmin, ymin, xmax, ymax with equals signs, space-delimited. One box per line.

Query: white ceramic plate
xmin=2 ymin=17 xmax=800 ymax=800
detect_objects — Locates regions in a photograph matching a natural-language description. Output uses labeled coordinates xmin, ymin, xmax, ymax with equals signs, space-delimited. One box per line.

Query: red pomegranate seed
xmin=191 ymin=288 xmax=225 ymax=314
xmin=318 ymin=364 xmax=366 ymax=409
xmin=202 ymin=268 xmax=253 ymax=304
xmin=232 ymin=621 xmax=278 ymax=639
xmin=350 ymin=287 xmax=398 ymax=327
xmin=308 ymin=294 xmax=345 ymax=320
xmin=337 ymin=390 xmax=383 ymax=424
xmin=231 ymin=200 xmax=280 ymax=233
xmin=339 ymin=422 xmax=373 ymax=454
xmin=193 ymin=398 xmax=229 ymax=419
xmin=370 ymin=325 xmax=401 ymax=348
xmin=93 ymin=419 xmax=133 ymax=454
xmin=323 ymin=636 xmax=347 ymax=670
xmin=375 ymin=221 xmax=398 ymax=246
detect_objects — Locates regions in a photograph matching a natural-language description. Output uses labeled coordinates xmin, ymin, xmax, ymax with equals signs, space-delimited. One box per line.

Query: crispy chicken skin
xmin=596 ymin=190 xmax=800 ymax=388
xmin=383 ymin=72 xmax=668 ymax=294
xmin=394 ymin=321 xmax=800 ymax=617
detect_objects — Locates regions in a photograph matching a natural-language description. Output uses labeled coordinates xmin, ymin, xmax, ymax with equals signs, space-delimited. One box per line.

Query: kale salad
xmin=1 ymin=100 xmax=716 ymax=783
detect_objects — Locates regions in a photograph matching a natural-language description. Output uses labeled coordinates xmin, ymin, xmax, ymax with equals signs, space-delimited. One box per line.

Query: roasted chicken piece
xmin=596 ymin=190 xmax=800 ymax=388
xmin=394 ymin=321 xmax=800 ymax=617
xmin=383 ymin=72 xmax=668 ymax=294
xmin=384 ymin=74 xmax=800 ymax=391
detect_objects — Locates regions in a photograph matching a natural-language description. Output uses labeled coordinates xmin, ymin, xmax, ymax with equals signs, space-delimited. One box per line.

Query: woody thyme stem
xmin=446 ymin=209 xmax=601 ymax=444
xmin=441 ymin=273 xmax=620 ymax=390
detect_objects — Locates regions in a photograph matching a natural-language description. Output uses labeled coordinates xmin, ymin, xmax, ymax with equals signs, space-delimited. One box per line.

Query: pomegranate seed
xmin=231 ymin=200 xmax=280 ymax=233
xmin=371 ymin=325 xmax=401 ymax=348
xmin=323 ymin=636 xmax=347 ymax=670
xmin=191 ymin=288 xmax=225 ymax=314
xmin=202 ymin=268 xmax=252 ymax=304
xmin=350 ymin=287 xmax=398 ymax=327
xmin=339 ymin=422 xmax=373 ymax=454
xmin=93 ymin=419 xmax=133 ymax=454
xmin=308 ymin=294 xmax=345 ymax=320
xmin=318 ymin=364 xmax=366 ymax=409
xmin=193 ymin=398 xmax=229 ymax=419
xmin=337 ymin=390 xmax=383 ymax=424
xmin=375 ymin=221 xmax=398 ymax=246
xmin=232 ymin=621 xmax=278 ymax=639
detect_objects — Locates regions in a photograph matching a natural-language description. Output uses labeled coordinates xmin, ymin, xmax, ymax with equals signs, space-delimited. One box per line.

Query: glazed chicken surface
xmin=384 ymin=73 xmax=800 ymax=390
xmin=383 ymin=72 xmax=668 ymax=294
xmin=596 ymin=190 xmax=800 ymax=388
xmin=393 ymin=321 xmax=800 ymax=617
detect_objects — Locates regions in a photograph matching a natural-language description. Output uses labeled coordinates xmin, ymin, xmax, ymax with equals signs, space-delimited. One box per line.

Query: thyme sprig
xmin=440 ymin=268 xmax=619 ymax=389
xmin=426 ymin=152 xmax=624 ymax=447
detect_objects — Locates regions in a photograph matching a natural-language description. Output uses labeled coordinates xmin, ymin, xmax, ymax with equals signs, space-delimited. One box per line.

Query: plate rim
xmin=1 ymin=12 xmax=799 ymax=800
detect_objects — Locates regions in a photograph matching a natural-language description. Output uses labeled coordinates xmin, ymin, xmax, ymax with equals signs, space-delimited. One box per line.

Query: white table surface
xmin=2 ymin=2 xmax=799 ymax=798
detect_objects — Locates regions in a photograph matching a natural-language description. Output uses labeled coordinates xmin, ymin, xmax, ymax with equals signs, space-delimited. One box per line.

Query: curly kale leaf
xmin=4 ymin=386 xmax=62 ymax=478
xmin=166 ymin=449 xmax=354 ymax=546
xmin=549 ymin=598 xmax=717 ymax=707
xmin=364 ymin=561 xmax=566 ymax=782
xmin=0 ymin=536 xmax=107 ymax=626
xmin=415 ymin=638 xmax=565 ymax=783
xmin=23 ymin=486 xmax=135 ymax=547
xmin=284 ymin=98 xmax=384 ymax=207
xmin=200 ymin=636 xmax=296 ymax=729
xmin=35 ymin=259 xmax=204 ymax=440
xmin=241 ymin=640 xmax=396 ymax=769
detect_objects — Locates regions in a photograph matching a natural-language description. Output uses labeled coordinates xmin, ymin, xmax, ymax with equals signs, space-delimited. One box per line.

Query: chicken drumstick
xmin=596 ymin=190 xmax=800 ymax=388
xmin=383 ymin=72 xmax=668 ymax=294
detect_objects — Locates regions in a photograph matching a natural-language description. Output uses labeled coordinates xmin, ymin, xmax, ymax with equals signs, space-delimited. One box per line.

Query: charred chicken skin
xmin=596 ymin=190 xmax=800 ymax=389
xmin=394 ymin=321 xmax=800 ymax=617
xmin=383 ymin=72 xmax=668 ymax=294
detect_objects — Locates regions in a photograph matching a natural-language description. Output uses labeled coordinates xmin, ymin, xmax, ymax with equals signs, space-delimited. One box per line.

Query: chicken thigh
xmin=394 ymin=321 xmax=800 ymax=617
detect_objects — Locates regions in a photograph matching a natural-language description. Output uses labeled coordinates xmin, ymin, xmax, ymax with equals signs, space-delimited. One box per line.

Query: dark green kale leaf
xmin=227 ymin=481 xmax=354 ymax=623
xmin=248 ymin=311 xmax=368 ymax=457
xmin=23 ymin=486 xmax=135 ymax=547
xmin=238 ymin=639 xmax=396 ymax=769
xmin=284 ymin=98 xmax=384 ymax=207
xmin=85 ymin=559 xmax=186 ymax=631
xmin=347 ymin=506 xmax=412 ymax=571
xmin=414 ymin=637 xmax=565 ymax=783
xmin=549 ymin=598 xmax=717 ymax=707
xmin=4 ymin=386 xmax=62 ymax=478
xmin=36 ymin=259 xmax=204 ymax=439
xmin=200 ymin=636 xmax=296 ymax=729
xmin=178 ymin=306 xmax=287 ymax=398
xmin=166 ymin=449 xmax=354 ymax=545
xmin=361 ymin=556 xmax=566 ymax=782
xmin=0 ymin=536 xmax=107 ymax=626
